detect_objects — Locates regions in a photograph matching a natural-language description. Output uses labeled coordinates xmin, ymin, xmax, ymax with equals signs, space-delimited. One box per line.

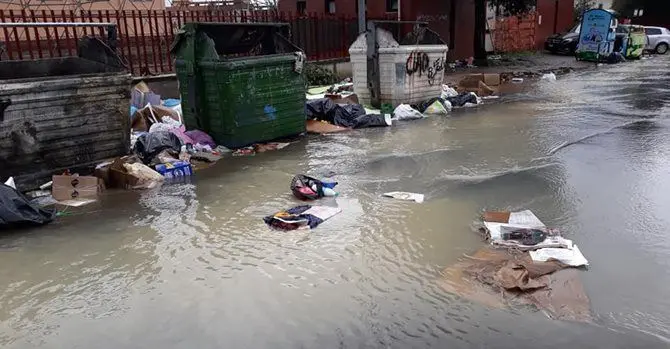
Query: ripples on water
xmin=1 ymin=58 xmax=670 ymax=348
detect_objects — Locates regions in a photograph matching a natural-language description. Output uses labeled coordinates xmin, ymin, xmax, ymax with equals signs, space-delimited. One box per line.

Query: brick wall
xmin=493 ymin=13 xmax=537 ymax=52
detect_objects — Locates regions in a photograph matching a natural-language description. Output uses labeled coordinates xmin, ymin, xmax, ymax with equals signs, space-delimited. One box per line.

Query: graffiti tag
xmin=406 ymin=51 xmax=444 ymax=86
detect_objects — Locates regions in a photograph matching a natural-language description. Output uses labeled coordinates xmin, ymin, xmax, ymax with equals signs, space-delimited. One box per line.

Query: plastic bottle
xmin=312 ymin=184 xmax=337 ymax=197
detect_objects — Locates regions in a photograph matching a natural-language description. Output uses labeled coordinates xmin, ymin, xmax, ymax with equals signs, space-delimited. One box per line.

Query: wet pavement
xmin=2 ymin=56 xmax=670 ymax=348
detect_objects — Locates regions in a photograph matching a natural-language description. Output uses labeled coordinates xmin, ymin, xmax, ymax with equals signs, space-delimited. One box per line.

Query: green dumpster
xmin=171 ymin=23 xmax=306 ymax=148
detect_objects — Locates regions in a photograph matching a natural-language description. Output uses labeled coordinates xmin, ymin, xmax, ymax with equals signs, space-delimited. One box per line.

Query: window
xmin=386 ymin=0 xmax=398 ymax=12
xmin=297 ymin=0 xmax=306 ymax=15
xmin=326 ymin=0 xmax=336 ymax=14
xmin=645 ymin=28 xmax=662 ymax=36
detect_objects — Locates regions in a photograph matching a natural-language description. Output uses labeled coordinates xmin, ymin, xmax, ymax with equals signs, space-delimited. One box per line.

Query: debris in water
xmin=383 ymin=192 xmax=425 ymax=203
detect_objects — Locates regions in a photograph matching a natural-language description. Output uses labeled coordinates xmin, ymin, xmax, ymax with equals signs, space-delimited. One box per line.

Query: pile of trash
xmin=265 ymin=174 xmax=341 ymax=231
xmin=439 ymin=210 xmax=591 ymax=322
xmin=304 ymin=83 xmax=485 ymax=134
xmin=264 ymin=174 xmax=425 ymax=231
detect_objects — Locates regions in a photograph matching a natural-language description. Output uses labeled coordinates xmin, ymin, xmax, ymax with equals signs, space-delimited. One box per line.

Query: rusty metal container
xmin=0 ymin=36 xmax=131 ymax=191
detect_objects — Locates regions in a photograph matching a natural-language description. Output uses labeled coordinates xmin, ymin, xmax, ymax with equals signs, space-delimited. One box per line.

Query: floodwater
xmin=2 ymin=57 xmax=670 ymax=348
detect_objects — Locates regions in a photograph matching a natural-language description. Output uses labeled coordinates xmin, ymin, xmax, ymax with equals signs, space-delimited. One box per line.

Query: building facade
xmin=278 ymin=0 xmax=575 ymax=59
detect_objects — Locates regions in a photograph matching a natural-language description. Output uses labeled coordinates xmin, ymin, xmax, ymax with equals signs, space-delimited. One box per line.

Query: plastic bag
xmin=441 ymin=84 xmax=459 ymax=99
xmin=305 ymin=98 xmax=366 ymax=128
xmin=0 ymin=184 xmax=55 ymax=228
xmin=393 ymin=104 xmax=425 ymax=120
xmin=541 ymin=73 xmax=557 ymax=82
xmin=424 ymin=99 xmax=452 ymax=114
xmin=133 ymin=131 xmax=183 ymax=164
xmin=291 ymin=174 xmax=338 ymax=200
xmin=185 ymin=130 xmax=217 ymax=148
xmin=446 ymin=92 xmax=479 ymax=107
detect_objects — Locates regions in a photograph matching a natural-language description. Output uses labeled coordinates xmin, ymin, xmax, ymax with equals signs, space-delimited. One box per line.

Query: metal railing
xmin=0 ymin=9 xmax=362 ymax=76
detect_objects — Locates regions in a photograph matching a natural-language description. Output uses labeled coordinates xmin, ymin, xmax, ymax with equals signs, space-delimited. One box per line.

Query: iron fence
xmin=0 ymin=9 xmax=360 ymax=76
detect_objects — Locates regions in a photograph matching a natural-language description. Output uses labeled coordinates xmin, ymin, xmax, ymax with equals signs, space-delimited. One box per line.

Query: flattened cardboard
xmin=482 ymin=211 xmax=511 ymax=223
xmin=52 ymin=175 xmax=104 ymax=202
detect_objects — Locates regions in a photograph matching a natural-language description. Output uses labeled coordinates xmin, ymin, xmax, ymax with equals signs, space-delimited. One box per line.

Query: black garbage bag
xmin=133 ymin=131 xmax=183 ymax=164
xmin=0 ymin=184 xmax=55 ymax=228
xmin=305 ymin=98 xmax=369 ymax=128
xmin=413 ymin=97 xmax=450 ymax=113
xmin=446 ymin=92 xmax=479 ymax=107
xmin=607 ymin=52 xmax=626 ymax=64
xmin=350 ymin=114 xmax=390 ymax=128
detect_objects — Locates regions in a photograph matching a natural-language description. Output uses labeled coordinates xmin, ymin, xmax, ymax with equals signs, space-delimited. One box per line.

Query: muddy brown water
xmin=2 ymin=57 xmax=670 ymax=348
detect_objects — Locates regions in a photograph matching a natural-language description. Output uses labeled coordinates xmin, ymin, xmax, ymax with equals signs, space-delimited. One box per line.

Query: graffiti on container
xmin=264 ymin=104 xmax=277 ymax=120
xmin=405 ymin=51 xmax=444 ymax=86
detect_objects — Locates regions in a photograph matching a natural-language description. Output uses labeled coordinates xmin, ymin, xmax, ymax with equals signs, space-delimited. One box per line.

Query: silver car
xmin=644 ymin=26 xmax=670 ymax=54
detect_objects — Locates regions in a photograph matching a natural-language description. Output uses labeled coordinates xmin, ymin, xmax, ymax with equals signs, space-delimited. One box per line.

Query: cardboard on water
xmin=483 ymin=73 xmax=501 ymax=86
xmin=482 ymin=211 xmax=511 ymax=223
xmin=52 ymin=175 xmax=104 ymax=202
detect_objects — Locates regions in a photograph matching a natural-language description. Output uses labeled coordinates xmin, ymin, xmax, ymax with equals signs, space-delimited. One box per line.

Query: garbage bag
xmin=393 ymin=104 xmax=425 ymax=120
xmin=425 ymin=100 xmax=451 ymax=114
xmin=0 ymin=183 xmax=55 ymax=228
xmin=291 ymin=174 xmax=338 ymax=200
xmin=185 ymin=130 xmax=217 ymax=148
xmin=305 ymin=98 xmax=367 ymax=128
xmin=446 ymin=92 xmax=479 ymax=107
xmin=441 ymin=84 xmax=459 ymax=98
xmin=607 ymin=52 xmax=625 ymax=64
xmin=351 ymin=113 xmax=391 ymax=128
xmin=133 ymin=131 xmax=183 ymax=164
xmin=413 ymin=98 xmax=452 ymax=114
xmin=541 ymin=73 xmax=557 ymax=82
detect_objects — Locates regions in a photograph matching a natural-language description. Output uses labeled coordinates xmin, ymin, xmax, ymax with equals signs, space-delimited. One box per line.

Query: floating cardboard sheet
xmin=438 ymin=247 xmax=591 ymax=322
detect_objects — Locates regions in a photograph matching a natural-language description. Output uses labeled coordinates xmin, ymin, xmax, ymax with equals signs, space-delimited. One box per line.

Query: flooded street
xmin=2 ymin=57 xmax=670 ymax=348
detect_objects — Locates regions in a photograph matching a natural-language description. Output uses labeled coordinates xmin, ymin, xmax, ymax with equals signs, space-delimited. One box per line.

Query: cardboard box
xmin=458 ymin=74 xmax=484 ymax=89
xmin=131 ymin=104 xmax=181 ymax=132
xmin=52 ymin=175 xmax=104 ymax=202
xmin=109 ymin=157 xmax=140 ymax=189
xmin=483 ymin=73 xmax=501 ymax=86
xmin=478 ymin=81 xmax=497 ymax=97
xmin=131 ymin=81 xmax=161 ymax=109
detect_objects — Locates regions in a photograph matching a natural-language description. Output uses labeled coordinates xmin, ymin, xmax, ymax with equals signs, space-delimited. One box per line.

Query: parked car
xmin=644 ymin=26 xmax=670 ymax=54
xmin=545 ymin=24 xmax=580 ymax=54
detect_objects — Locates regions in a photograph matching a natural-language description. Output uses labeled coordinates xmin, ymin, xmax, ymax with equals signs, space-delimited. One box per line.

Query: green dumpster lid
xmin=170 ymin=22 xmax=301 ymax=57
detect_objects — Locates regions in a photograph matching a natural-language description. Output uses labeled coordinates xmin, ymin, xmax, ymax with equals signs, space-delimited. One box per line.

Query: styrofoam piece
xmin=508 ymin=210 xmax=546 ymax=228
xmin=383 ymin=192 xmax=425 ymax=203
xmin=530 ymin=245 xmax=589 ymax=267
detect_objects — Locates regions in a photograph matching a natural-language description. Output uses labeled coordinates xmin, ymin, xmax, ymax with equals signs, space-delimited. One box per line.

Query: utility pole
xmin=358 ymin=0 xmax=365 ymax=33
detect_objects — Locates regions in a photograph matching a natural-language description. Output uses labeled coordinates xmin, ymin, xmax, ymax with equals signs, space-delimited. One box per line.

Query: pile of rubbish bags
xmin=305 ymin=98 xmax=391 ymax=129
xmin=440 ymin=210 xmax=591 ymax=321
xmin=305 ymin=84 xmax=483 ymax=133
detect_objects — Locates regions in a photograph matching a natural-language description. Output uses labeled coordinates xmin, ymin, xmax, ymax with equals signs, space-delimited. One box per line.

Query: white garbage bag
xmin=441 ymin=84 xmax=459 ymax=99
xmin=541 ymin=73 xmax=557 ymax=82
xmin=393 ymin=104 xmax=425 ymax=120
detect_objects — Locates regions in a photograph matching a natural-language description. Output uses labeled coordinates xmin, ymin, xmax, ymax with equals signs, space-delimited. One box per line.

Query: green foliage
xmin=304 ymin=63 xmax=337 ymax=86
xmin=488 ymin=0 xmax=536 ymax=16
xmin=574 ymin=0 xmax=595 ymax=22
